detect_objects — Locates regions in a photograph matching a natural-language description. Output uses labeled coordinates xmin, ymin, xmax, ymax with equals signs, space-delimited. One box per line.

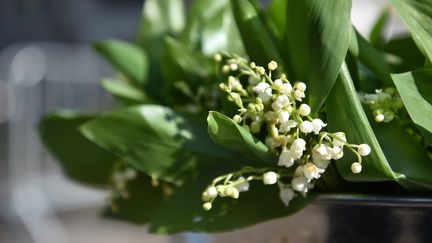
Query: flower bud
xmin=383 ymin=111 xmax=394 ymax=123
xmin=233 ymin=115 xmax=242 ymax=124
xmin=375 ymin=114 xmax=385 ymax=122
xmin=268 ymin=61 xmax=278 ymax=71
xmin=278 ymin=111 xmax=290 ymax=124
xmin=358 ymin=144 xmax=371 ymax=156
xmin=351 ymin=162 xmax=362 ymax=174
xmin=295 ymin=82 xmax=307 ymax=92
xmin=256 ymin=66 xmax=266 ymax=75
xmin=250 ymin=121 xmax=261 ymax=133
xmin=250 ymin=62 xmax=256 ymax=68
xmin=226 ymin=187 xmax=240 ymax=199
xmin=222 ymin=65 xmax=230 ymax=73
xmin=213 ymin=54 xmax=222 ymax=62
xmin=229 ymin=63 xmax=238 ymax=71
xmin=206 ymin=186 xmax=218 ymax=198
xmin=203 ymin=202 xmax=212 ymax=211
xmin=263 ymin=171 xmax=278 ymax=185
xmin=299 ymin=104 xmax=311 ymax=116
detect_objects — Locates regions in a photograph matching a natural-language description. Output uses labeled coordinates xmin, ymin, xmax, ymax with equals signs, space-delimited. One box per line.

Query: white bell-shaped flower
xmin=312 ymin=144 xmax=332 ymax=160
xmin=292 ymin=176 xmax=309 ymax=192
xmin=300 ymin=120 xmax=313 ymax=133
xmin=313 ymin=158 xmax=331 ymax=169
xmin=312 ymin=118 xmax=327 ymax=134
xmin=253 ymin=82 xmax=272 ymax=102
xmin=278 ymin=111 xmax=290 ymax=124
xmin=330 ymin=146 xmax=344 ymax=160
xmin=279 ymin=187 xmax=295 ymax=207
xmin=303 ymin=162 xmax=325 ymax=180
xmin=279 ymin=119 xmax=297 ymax=132
xmin=278 ymin=148 xmax=295 ymax=168
xmin=332 ymin=132 xmax=347 ymax=147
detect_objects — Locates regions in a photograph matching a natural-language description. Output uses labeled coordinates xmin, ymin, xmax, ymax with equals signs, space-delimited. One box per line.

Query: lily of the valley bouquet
xmin=40 ymin=0 xmax=432 ymax=234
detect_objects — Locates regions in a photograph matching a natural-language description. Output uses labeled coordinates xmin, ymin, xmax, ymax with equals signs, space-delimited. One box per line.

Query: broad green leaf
xmin=392 ymin=69 xmax=432 ymax=143
xmin=39 ymin=112 xmax=116 ymax=186
xmin=93 ymin=40 xmax=148 ymax=86
xmin=134 ymin=0 xmax=185 ymax=101
xmin=149 ymin=172 xmax=316 ymax=234
xmin=101 ymin=78 xmax=153 ymax=105
xmin=390 ymin=0 xmax=432 ymax=61
xmin=230 ymin=0 xmax=283 ymax=67
xmin=369 ymin=7 xmax=390 ymax=48
xmin=207 ymin=111 xmax=276 ymax=165
xmin=283 ymin=0 xmax=352 ymax=113
xmin=383 ymin=35 xmax=426 ymax=69
xmin=349 ymin=28 xmax=393 ymax=85
xmin=372 ymin=122 xmax=432 ymax=191
xmin=103 ymin=174 xmax=166 ymax=224
xmin=136 ymin=0 xmax=185 ymax=54
xmin=327 ymin=63 xmax=404 ymax=182
xmin=80 ymin=105 xmax=242 ymax=184
xmin=266 ymin=0 xmax=287 ymax=39
xmin=181 ymin=0 xmax=244 ymax=55
xmin=161 ymin=37 xmax=214 ymax=87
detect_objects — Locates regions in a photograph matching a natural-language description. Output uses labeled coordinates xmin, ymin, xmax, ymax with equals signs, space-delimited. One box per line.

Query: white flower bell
xmin=279 ymin=187 xmax=295 ymax=207
xmin=312 ymin=118 xmax=327 ymax=134
xmin=253 ymin=82 xmax=272 ymax=102
xmin=278 ymin=148 xmax=295 ymax=168
xmin=300 ymin=120 xmax=313 ymax=134
xmin=351 ymin=162 xmax=362 ymax=173
xmin=358 ymin=144 xmax=371 ymax=156
xmin=299 ymin=104 xmax=311 ymax=116
xmin=263 ymin=171 xmax=278 ymax=185
xmin=303 ymin=162 xmax=325 ymax=180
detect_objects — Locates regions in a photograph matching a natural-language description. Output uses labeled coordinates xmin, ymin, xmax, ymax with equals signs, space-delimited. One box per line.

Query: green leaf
xmin=372 ymin=122 xmax=432 ymax=191
xmin=101 ymin=78 xmax=153 ymax=105
xmin=103 ymin=174 xmax=166 ymax=224
xmin=136 ymin=0 xmax=185 ymax=54
xmin=207 ymin=111 xmax=276 ymax=165
xmin=230 ymin=0 xmax=283 ymax=66
xmin=161 ymin=37 xmax=214 ymax=87
xmin=39 ymin=112 xmax=116 ymax=186
xmin=149 ymin=172 xmax=316 ymax=234
xmin=392 ymin=69 xmax=432 ymax=143
xmin=283 ymin=0 xmax=352 ymax=113
xmin=383 ymin=35 xmax=426 ymax=69
xmin=181 ymin=0 xmax=244 ymax=55
xmin=349 ymin=28 xmax=393 ymax=85
xmin=390 ymin=0 xmax=432 ymax=62
xmin=93 ymin=40 xmax=148 ymax=86
xmin=327 ymin=63 xmax=404 ymax=182
xmin=369 ymin=7 xmax=390 ymax=48
xmin=266 ymin=0 xmax=287 ymax=39
xmin=80 ymin=105 xmax=242 ymax=184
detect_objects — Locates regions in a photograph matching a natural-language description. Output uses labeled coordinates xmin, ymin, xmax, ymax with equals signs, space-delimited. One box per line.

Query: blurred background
xmin=0 ymin=0 xmax=407 ymax=243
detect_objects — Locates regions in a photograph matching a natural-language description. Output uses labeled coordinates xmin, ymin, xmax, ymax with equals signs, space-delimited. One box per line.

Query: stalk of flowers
xmin=362 ymin=87 xmax=404 ymax=123
xmin=362 ymin=87 xmax=431 ymax=158
xmin=108 ymin=163 xmax=138 ymax=212
xmin=202 ymin=54 xmax=372 ymax=211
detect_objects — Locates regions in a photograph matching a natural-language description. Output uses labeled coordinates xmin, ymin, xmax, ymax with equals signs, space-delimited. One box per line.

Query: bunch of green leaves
xmin=40 ymin=0 xmax=432 ymax=234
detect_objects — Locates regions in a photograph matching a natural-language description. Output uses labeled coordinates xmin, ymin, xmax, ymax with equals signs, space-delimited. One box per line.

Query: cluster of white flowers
xmin=202 ymin=54 xmax=372 ymax=210
xmin=362 ymin=87 xmax=403 ymax=123
xmin=108 ymin=167 xmax=138 ymax=211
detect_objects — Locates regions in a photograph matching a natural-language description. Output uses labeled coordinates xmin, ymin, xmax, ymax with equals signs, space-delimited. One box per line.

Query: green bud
xmin=250 ymin=121 xmax=261 ymax=133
